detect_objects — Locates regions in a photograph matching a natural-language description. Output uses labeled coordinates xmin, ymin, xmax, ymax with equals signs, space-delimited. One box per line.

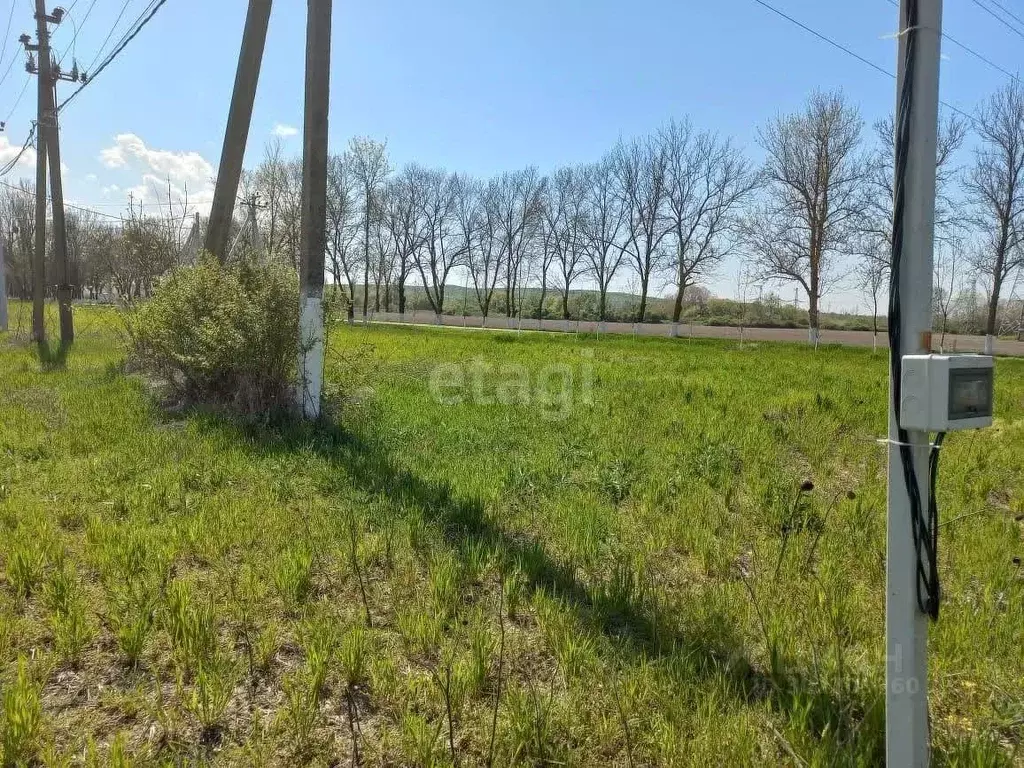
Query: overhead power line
xmin=0 ymin=0 xmax=17 ymax=90
xmin=985 ymin=0 xmax=1024 ymax=28
xmin=751 ymin=0 xmax=976 ymax=125
xmin=971 ymin=0 xmax=1024 ymax=41
xmin=0 ymin=178 xmax=131 ymax=220
xmin=56 ymin=0 xmax=101 ymax=67
xmin=59 ymin=0 xmax=169 ymax=112
xmin=0 ymin=122 xmax=35 ymax=177
xmin=752 ymin=0 xmax=892 ymax=78
xmin=883 ymin=0 xmax=1020 ymax=84
xmin=84 ymin=0 xmax=133 ymax=75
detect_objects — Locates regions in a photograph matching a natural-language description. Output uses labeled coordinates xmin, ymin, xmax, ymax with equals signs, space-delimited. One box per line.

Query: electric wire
xmin=0 ymin=0 xmax=18 ymax=90
xmin=751 ymin=0 xmax=976 ymax=125
xmin=883 ymin=0 xmax=1021 ymax=84
xmin=985 ymin=0 xmax=1024 ymax=28
xmin=971 ymin=0 xmax=1024 ymax=40
xmin=0 ymin=121 xmax=34 ymax=176
xmin=3 ymin=72 xmax=31 ymax=124
xmin=83 ymin=0 xmax=132 ymax=75
xmin=0 ymin=177 xmax=128 ymax=219
xmin=56 ymin=0 xmax=100 ymax=68
xmin=59 ymin=0 xmax=168 ymax=112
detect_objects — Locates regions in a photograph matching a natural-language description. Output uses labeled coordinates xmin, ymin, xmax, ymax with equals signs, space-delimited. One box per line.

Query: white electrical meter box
xmin=900 ymin=354 xmax=994 ymax=431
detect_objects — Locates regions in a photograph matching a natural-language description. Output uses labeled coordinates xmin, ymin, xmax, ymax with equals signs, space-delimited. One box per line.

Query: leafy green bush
xmin=127 ymin=256 xmax=299 ymax=414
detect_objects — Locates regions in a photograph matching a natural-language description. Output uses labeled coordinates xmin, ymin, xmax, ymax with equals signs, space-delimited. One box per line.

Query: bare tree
xmin=385 ymin=166 xmax=429 ymax=315
xmin=414 ymin=168 xmax=466 ymax=318
xmin=745 ymin=90 xmax=867 ymax=343
xmin=934 ymin=239 xmax=964 ymax=351
xmin=543 ymin=166 xmax=588 ymax=320
xmin=614 ymin=134 xmax=671 ymax=322
xmin=459 ymin=177 xmax=504 ymax=319
xmin=253 ymin=140 xmax=302 ymax=266
xmin=493 ymin=168 xmax=545 ymax=317
xmin=326 ymin=154 xmax=360 ymax=305
xmin=346 ymin=137 xmax=390 ymax=316
xmin=964 ymin=80 xmax=1024 ymax=348
xmin=859 ymin=112 xmax=967 ymax=304
xmin=856 ymin=243 xmax=887 ymax=351
xmin=659 ymin=118 xmax=758 ymax=325
xmin=579 ymin=156 xmax=625 ymax=321
xmin=371 ymin=185 xmax=398 ymax=312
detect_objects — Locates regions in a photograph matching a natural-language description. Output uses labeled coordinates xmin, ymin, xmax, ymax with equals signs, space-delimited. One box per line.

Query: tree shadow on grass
xmin=192 ymin=410 xmax=883 ymax=762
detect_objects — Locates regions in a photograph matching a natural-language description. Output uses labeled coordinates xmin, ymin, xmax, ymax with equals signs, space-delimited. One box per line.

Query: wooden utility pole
xmin=296 ymin=0 xmax=332 ymax=419
xmin=204 ymin=0 xmax=273 ymax=262
xmin=23 ymin=1 xmax=79 ymax=344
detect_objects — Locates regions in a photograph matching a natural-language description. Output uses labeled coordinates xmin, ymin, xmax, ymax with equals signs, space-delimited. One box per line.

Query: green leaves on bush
xmin=127 ymin=256 xmax=299 ymax=414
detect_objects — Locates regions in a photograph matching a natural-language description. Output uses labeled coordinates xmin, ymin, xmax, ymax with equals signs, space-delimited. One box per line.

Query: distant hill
xmin=338 ymin=283 xmax=885 ymax=332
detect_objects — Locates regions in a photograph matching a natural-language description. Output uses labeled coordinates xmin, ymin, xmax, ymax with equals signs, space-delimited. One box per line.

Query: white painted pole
xmin=0 ymin=240 xmax=8 ymax=332
xmin=887 ymin=0 xmax=942 ymax=765
xmin=296 ymin=0 xmax=332 ymax=419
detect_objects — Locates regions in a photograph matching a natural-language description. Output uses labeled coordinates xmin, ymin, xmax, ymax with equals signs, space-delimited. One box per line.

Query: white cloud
xmin=97 ymin=133 xmax=217 ymax=216
xmin=271 ymin=123 xmax=299 ymax=138
xmin=99 ymin=133 xmax=214 ymax=186
xmin=84 ymin=173 xmax=98 ymax=183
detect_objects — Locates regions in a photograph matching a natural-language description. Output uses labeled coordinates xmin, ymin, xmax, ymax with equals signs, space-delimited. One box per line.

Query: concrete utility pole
xmin=204 ymin=0 xmax=273 ymax=262
xmin=296 ymin=0 xmax=332 ymax=419
xmin=0 ymin=240 xmax=8 ymax=332
xmin=43 ymin=79 xmax=73 ymax=343
xmin=23 ymin=1 xmax=79 ymax=344
xmin=887 ymin=0 xmax=942 ymax=765
xmin=32 ymin=33 xmax=47 ymax=343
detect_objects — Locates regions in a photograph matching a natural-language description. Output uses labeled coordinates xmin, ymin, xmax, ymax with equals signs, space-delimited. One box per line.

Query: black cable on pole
xmin=59 ymin=0 xmax=168 ymax=112
xmin=889 ymin=0 xmax=943 ymax=621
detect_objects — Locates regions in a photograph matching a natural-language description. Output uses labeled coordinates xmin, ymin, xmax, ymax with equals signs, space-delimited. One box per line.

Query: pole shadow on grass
xmin=191 ymin=410 xmax=884 ymax=761
xmin=36 ymin=339 xmax=71 ymax=371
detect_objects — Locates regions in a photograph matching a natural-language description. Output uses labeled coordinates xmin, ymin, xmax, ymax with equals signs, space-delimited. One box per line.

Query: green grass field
xmin=1 ymin=309 xmax=1023 ymax=766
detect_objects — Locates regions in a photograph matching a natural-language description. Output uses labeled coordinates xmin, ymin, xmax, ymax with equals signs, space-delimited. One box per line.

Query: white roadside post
xmin=296 ymin=0 xmax=333 ymax=419
xmin=887 ymin=0 xmax=942 ymax=764
xmin=0 ymin=240 xmax=8 ymax=332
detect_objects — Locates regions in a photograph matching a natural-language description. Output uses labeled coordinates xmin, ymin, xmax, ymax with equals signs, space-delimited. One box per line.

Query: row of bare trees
xmin=232 ymin=83 xmax=1022 ymax=338
xmin=3 ymin=81 xmax=1022 ymax=338
xmin=232 ymin=124 xmax=759 ymax=324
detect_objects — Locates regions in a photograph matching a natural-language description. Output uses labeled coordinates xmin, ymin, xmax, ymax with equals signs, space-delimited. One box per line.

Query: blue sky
xmin=0 ymin=0 xmax=1020 ymax=308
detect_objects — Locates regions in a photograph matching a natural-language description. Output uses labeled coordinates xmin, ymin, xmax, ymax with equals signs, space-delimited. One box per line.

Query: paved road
xmin=350 ymin=311 xmax=1024 ymax=357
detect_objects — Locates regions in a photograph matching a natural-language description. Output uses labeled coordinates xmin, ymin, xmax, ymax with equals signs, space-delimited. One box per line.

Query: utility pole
xmin=204 ymin=0 xmax=273 ymax=262
xmin=887 ymin=0 xmax=942 ymax=765
xmin=296 ymin=0 xmax=332 ymax=419
xmin=23 ymin=2 xmax=79 ymax=345
xmin=44 ymin=77 xmax=73 ymax=343
xmin=32 ymin=127 xmax=46 ymax=341
xmin=0 ymin=239 xmax=7 ymax=332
